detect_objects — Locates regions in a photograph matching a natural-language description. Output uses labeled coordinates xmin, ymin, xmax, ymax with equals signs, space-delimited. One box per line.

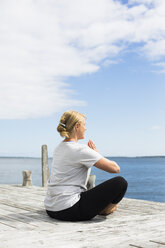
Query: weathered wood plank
xmin=0 ymin=208 xmax=40 ymax=227
xmin=0 ymin=184 xmax=165 ymax=248
xmin=42 ymin=144 xmax=49 ymax=187
xmin=0 ymin=221 xmax=15 ymax=230
xmin=0 ymin=214 xmax=34 ymax=231
xmin=150 ymin=240 xmax=165 ymax=246
xmin=129 ymin=239 xmax=165 ymax=248
xmin=0 ymin=200 xmax=44 ymax=212
xmin=0 ymin=184 xmax=46 ymax=195
xmin=0 ymin=203 xmax=60 ymax=228
xmin=0 ymin=190 xmax=45 ymax=204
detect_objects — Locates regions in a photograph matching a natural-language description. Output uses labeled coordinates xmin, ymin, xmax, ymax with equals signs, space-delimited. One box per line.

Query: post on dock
xmin=42 ymin=144 xmax=49 ymax=187
xmin=22 ymin=170 xmax=32 ymax=186
xmin=87 ymin=175 xmax=96 ymax=190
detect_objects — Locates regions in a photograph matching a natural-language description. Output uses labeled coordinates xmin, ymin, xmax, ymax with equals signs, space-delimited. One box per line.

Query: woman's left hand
xmin=88 ymin=139 xmax=98 ymax=152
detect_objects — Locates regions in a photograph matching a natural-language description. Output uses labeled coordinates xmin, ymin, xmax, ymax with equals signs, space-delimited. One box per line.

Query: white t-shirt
xmin=44 ymin=141 xmax=103 ymax=211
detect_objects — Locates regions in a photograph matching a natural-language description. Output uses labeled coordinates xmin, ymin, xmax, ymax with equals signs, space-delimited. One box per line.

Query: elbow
xmin=114 ymin=162 xmax=120 ymax=173
xmin=115 ymin=167 xmax=120 ymax=173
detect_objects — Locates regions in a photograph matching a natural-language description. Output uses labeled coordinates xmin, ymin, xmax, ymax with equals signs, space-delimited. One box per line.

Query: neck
xmin=64 ymin=138 xmax=78 ymax=142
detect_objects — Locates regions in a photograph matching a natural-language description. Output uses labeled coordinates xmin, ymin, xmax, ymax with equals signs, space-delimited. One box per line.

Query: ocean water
xmin=0 ymin=156 xmax=165 ymax=203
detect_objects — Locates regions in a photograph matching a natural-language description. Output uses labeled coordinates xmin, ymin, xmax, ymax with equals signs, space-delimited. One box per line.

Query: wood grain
xmin=0 ymin=184 xmax=164 ymax=248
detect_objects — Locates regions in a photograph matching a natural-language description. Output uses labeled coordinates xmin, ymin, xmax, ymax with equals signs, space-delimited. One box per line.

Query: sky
xmin=0 ymin=0 xmax=165 ymax=157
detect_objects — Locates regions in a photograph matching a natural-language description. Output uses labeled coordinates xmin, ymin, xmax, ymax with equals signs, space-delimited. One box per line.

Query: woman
xmin=44 ymin=110 xmax=128 ymax=221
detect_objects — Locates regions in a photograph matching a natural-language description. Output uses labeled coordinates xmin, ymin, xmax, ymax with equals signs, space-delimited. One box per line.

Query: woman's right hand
xmin=88 ymin=139 xmax=120 ymax=173
xmin=88 ymin=139 xmax=98 ymax=152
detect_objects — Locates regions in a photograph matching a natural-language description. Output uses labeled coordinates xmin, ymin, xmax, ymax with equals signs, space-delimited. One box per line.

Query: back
xmin=44 ymin=141 xmax=103 ymax=211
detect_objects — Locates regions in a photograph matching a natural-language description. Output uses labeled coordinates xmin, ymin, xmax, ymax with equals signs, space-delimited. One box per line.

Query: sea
xmin=0 ymin=156 xmax=165 ymax=203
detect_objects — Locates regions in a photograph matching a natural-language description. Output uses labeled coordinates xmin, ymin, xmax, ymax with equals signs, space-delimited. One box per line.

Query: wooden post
xmin=87 ymin=174 xmax=96 ymax=190
xmin=22 ymin=170 xmax=32 ymax=186
xmin=42 ymin=144 xmax=49 ymax=187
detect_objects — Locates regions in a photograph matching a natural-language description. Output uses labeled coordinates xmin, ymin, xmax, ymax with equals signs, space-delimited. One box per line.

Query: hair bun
xmin=57 ymin=110 xmax=86 ymax=139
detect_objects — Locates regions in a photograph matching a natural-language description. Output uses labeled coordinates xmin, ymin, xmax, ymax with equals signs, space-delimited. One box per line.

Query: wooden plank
xmin=129 ymin=240 xmax=165 ymax=248
xmin=0 ymin=203 xmax=48 ymax=219
xmin=0 ymin=184 xmax=165 ymax=248
xmin=0 ymin=185 xmax=46 ymax=197
xmin=1 ymin=186 xmax=159 ymax=217
xmin=118 ymin=201 xmax=165 ymax=213
xmin=129 ymin=244 xmax=145 ymax=248
xmin=0 ymin=193 xmax=45 ymax=207
xmin=0 ymin=184 xmax=46 ymax=196
xmin=0 ymin=185 xmax=164 ymax=214
xmin=0 ymin=191 xmax=45 ymax=205
xmin=150 ymin=240 xmax=165 ymax=246
xmin=0 ymin=208 xmax=39 ymax=227
xmin=0 ymin=203 xmax=60 ymax=229
xmin=0 ymin=200 xmax=44 ymax=212
xmin=0 ymin=221 xmax=16 ymax=230
xmin=0 ymin=214 xmax=33 ymax=230
xmin=0 ymin=186 xmax=45 ymax=209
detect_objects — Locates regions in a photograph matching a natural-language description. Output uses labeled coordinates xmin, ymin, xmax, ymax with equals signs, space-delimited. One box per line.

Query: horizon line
xmin=0 ymin=155 xmax=165 ymax=159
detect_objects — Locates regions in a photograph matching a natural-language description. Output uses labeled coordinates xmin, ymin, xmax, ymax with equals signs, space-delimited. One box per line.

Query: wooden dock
xmin=0 ymin=184 xmax=165 ymax=248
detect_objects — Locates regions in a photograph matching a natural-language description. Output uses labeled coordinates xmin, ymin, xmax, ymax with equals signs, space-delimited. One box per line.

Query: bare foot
xmin=99 ymin=203 xmax=118 ymax=215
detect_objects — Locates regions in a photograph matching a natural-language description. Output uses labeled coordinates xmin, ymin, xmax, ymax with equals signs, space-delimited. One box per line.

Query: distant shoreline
xmin=1 ymin=155 xmax=165 ymax=159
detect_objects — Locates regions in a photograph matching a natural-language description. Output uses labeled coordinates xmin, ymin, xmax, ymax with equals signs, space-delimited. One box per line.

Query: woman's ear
xmin=75 ymin=122 xmax=80 ymax=131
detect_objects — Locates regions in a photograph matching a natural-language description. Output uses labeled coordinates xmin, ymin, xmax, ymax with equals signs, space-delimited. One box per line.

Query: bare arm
xmin=94 ymin=157 xmax=120 ymax=173
xmin=88 ymin=139 xmax=120 ymax=173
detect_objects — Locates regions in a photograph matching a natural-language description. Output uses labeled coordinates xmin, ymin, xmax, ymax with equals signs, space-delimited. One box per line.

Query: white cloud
xmin=142 ymin=40 xmax=165 ymax=60
xmin=0 ymin=0 xmax=165 ymax=119
xmin=154 ymin=62 xmax=165 ymax=73
xmin=150 ymin=125 xmax=161 ymax=130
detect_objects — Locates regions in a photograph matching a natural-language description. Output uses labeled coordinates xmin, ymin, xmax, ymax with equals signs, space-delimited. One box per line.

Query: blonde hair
xmin=57 ymin=110 xmax=86 ymax=139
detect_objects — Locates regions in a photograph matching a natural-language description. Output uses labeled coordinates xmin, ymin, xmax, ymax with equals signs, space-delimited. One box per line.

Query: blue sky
xmin=0 ymin=0 xmax=165 ymax=157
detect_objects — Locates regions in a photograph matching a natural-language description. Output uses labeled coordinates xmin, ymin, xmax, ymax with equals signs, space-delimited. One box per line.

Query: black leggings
xmin=46 ymin=176 xmax=128 ymax=222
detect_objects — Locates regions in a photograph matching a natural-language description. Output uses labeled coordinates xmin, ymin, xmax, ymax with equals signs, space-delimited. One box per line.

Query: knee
xmin=113 ymin=176 xmax=128 ymax=191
